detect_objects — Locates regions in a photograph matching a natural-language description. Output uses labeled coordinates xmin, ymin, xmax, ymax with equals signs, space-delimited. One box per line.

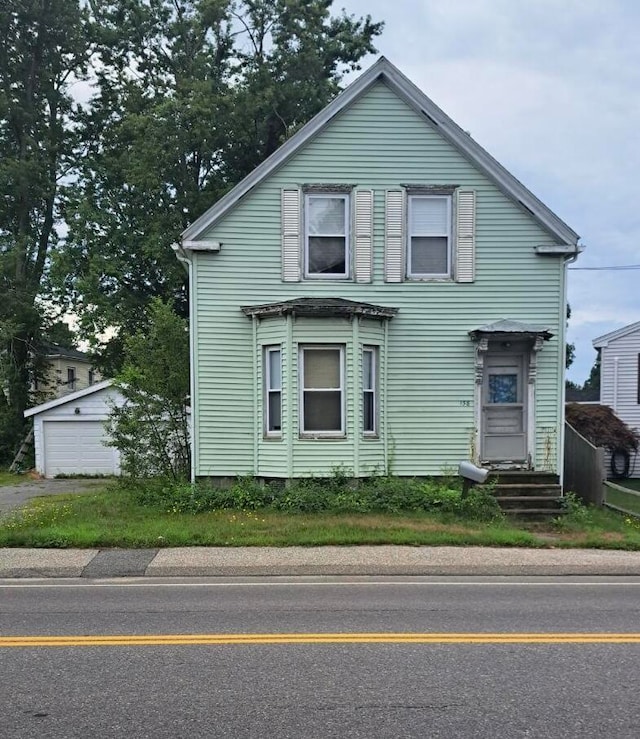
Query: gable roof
xmin=182 ymin=56 xmax=579 ymax=248
xmin=593 ymin=320 xmax=640 ymax=348
xmin=38 ymin=342 xmax=92 ymax=362
xmin=24 ymin=379 xmax=116 ymax=418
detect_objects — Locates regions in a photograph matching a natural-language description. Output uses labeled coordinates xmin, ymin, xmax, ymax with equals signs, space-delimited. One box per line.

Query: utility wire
xmin=568 ymin=264 xmax=640 ymax=270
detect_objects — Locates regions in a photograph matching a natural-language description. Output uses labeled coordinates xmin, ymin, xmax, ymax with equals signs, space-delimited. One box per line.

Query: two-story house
xmin=175 ymin=58 xmax=581 ymax=483
xmin=34 ymin=343 xmax=101 ymax=400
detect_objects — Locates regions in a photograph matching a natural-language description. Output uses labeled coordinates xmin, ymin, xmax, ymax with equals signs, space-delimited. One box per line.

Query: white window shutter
xmin=281 ymin=187 xmax=301 ymax=282
xmin=455 ymin=189 xmax=476 ymax=283
xmin=384 ymin=190 xmax=404 ymax=282
xmin=354 ymin=189 xmax=373 ymax=283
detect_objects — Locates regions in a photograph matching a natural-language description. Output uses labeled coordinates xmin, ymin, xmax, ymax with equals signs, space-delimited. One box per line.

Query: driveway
xmin=0 ymin=479 xmax=107 ymax=516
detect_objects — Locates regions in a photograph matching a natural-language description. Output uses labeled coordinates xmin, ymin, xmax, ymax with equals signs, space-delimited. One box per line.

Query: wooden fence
xmin=563 ymin=422 xmax=605 ymax=506
xmin=603 ymin=480 xmax=640 ymax=518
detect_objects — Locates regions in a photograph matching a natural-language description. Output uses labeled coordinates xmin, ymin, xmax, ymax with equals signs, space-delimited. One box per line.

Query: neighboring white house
xmin=24 ymin=380 xmax=124 ymax=478
xmin=593 ymin=321 xmax=640 ymax=477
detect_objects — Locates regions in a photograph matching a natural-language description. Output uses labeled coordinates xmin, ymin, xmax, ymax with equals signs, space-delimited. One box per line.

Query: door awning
xmin=468 ymin=319 xmax=553 ymax=342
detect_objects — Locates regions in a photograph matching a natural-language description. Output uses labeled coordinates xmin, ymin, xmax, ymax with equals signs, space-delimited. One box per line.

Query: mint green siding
xmin=192 ymin=80 xmax=566 ymax=478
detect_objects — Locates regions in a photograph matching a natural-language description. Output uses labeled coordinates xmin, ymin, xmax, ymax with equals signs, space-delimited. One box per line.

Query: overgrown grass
xmin=0 ymin=470 xmax=24 ymax=487
xmin=1 ymin=478 xmax=640 ymax=549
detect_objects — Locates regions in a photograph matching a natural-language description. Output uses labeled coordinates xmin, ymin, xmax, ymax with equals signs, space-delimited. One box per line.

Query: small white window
xmin=300 ymin=346 xmax=345 ymax=435
xmin=408 ymin=195 xmax=451 ymax=277
xmin=362 ymin=347 xmax=378 ymax=435
xmin=265 ymin=347 xmax=282 ymax=436
xmin=305 ymin=194 xmax=349 ymax=278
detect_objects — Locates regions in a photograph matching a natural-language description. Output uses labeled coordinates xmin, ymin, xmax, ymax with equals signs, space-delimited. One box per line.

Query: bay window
xmin=300 ymin=346 xmax=345 ymax=434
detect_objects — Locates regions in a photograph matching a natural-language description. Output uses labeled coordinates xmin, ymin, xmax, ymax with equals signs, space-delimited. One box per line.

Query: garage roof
xmin=24 ymin=379 xmax=114 ymax=418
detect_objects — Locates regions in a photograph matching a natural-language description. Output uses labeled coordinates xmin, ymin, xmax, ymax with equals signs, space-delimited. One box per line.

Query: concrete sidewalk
xmin=2 ymin=545 xmax=640 ymax=578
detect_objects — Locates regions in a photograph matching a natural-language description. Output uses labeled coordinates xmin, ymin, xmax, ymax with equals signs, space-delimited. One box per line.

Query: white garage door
xmin=43 ymin=420 xmax=118 ymax=477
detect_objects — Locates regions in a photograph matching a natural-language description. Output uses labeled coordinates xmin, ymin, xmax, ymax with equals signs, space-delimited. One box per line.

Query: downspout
xmin=613 ymin=356 xmax=619 ymax=413
xmin=251 ymin=316 xmax=258 ymax=474
xmin=173 ymin=244 xmax=197 ymax=484
xmin=383 ymin=319 xmax=389 ymax=475
xmin=559 ymin=247 xmax=583 ymax=488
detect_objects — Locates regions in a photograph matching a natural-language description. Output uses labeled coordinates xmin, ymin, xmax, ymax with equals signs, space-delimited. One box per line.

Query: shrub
xmin=131 ymin=472 xmax=503 ymax=522
xmin=566 ymin=403 xmax=639 ymax=452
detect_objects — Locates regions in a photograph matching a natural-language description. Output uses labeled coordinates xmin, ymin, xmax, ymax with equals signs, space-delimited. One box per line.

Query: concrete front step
xmin=491 ymin=484 xmax=562 ymax=498
xmin=502 ymin=508 xmax=564 ymax=519
xmin=496 ymin=496 xmax=563 ymax=510
xmin=487 ymin=471 xmax=560 ymax=486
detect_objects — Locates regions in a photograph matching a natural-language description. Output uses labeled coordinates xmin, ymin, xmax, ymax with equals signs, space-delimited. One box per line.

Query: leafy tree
xmin=565 ymin=303 xmax=575 ymax=369
xmin=106 ymin=299 xmax=190 ymax=480
xmin=0 ymin=0 xmax=90 ymax=461
xmin=581 ymin=350 xmax=601 ymax=401
xmin=54 ymin=0 xmax=382 ymax=374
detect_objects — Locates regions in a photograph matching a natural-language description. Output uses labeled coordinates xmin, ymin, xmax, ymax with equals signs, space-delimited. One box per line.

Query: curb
xmin=3 ymin=546 xmax=640 ymax=579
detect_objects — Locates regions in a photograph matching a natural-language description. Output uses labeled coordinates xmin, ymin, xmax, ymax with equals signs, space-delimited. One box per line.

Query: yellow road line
xmin=2 ymin=633 xmax=640 ymax=647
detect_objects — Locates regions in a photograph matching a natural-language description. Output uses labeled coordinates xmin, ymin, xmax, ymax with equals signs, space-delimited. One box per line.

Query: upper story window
xmin=407 ymin=195 xmax=451 ymax=278
xmin=300 ymin=345 xmax=345 ymax=435
xmin=304 ymin=194 xmax=349 ymax=278
xmin=67 ymin=367 xmax=76 ymax=391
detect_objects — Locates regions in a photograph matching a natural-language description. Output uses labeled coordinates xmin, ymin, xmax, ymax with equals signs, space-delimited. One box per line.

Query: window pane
xmin=268 ymin=392 xmax=281 ymax=431
xmin=489 ymin=374 xmax=518 ymax=404
xmin=411 ymin=197 xmax=448 ymax=234
xmin=363 ymin=351 xmax=373 ymax=390
xmin=304 ymin=349 xmax=340 ymax=388
xmin=411 ymin=236 xmax=448 ymax=274
xmin=308 ymin=236 xmax=346 ymax=274
xmin=363 ymin=392 xmax=374 ymax=432
xmin=269 ymin=350 xmax=281 ymax=389
xmin=304 ymin=391 xmax=341 ymax=431
xmin=308 ymin=197 xmax=345 ymax=235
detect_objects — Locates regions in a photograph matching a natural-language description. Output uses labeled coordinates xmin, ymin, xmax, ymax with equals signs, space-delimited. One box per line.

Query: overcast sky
xmin=340 ymin=0 xmax=639 ymax=383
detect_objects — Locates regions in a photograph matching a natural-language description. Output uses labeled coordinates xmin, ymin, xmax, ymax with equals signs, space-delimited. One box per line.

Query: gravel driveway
xmin=0 ymin=478 xmax=107 ymax=516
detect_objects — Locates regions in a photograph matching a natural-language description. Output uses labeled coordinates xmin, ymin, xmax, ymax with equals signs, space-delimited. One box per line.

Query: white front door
xmin=481 ymin=348 xmax=527 ymax=464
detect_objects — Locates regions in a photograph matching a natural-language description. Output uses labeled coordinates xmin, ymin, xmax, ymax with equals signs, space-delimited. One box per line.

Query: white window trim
xmin=407 ymin=194 xmax=452 ymax=279
xmin=299 ymin=344 xmax=346 ymax=437
xmin=264 ymin=346 xmax=282 ymax=437
xmin=362 ymin=346 xmax=378 ymax=437
xmin=304 ymin=193 xmax=350 ymax=279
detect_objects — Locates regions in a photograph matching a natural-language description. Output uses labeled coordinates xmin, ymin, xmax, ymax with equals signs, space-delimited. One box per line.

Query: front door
xmin=481 ymin=346 xmax=527 ymax=464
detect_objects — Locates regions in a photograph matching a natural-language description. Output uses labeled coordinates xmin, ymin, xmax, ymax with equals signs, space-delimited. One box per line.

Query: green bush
xmin=130 ymin=473 xmax=503 ymax=522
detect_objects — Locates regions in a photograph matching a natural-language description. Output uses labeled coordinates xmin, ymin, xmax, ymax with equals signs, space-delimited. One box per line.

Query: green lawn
xmin=613 ymin=478 xmax=640 ymax=492
xmin=1 ymin=484 xmax=640 ymax=550
xmin=605 ymin=480 xmax=640 ymax=516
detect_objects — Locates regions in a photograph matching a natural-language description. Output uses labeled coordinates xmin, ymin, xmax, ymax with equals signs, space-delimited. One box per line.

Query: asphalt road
xmin=2 ymin=576 xmax=640 ymax=738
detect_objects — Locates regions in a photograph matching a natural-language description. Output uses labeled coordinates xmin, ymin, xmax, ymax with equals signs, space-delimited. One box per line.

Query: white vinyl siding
xmin=598 ymin=328 xmax=640 ymax=476
xmin=300 ymin=345 xmax=345 ymax=435
xmin=304 ymin=194 xmax=349 ymax=278
xmin=408 ymin=195 xmax=451 ymax=278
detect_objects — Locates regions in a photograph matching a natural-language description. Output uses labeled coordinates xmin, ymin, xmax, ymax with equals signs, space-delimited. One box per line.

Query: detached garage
xmin=24 ymin=380 xmax=124 ymax=478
